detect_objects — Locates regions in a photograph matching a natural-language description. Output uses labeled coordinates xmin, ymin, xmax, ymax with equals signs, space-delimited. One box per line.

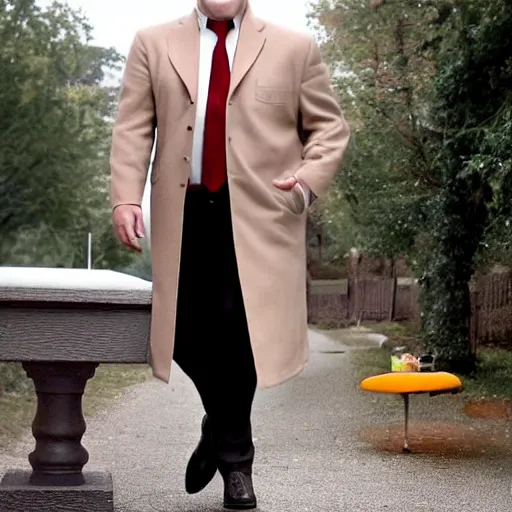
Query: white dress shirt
xmin=189 ymin=9 xmax=242 ymax=184
xmin=190 ymin=9 xmax=310 ymax=203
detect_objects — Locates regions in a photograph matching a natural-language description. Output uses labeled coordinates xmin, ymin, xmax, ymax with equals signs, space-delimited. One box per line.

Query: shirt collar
xmin=195 ymin=7 xmax=243 ymax=31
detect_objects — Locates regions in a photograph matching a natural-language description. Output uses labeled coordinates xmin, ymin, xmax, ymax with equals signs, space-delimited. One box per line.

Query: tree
xmin=310 ymin=0 xmax=512 ymax=373
xmin=420 ymin=0 xmax=512 ymax=373
xmin=308 ymin=0 xmax=446 ymax=265
xmin=0 ymin=0 xmax=132 ymax=269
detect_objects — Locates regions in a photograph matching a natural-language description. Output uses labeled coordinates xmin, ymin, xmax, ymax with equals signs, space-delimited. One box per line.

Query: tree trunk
xmin=419 ymin=180 xmax=485 ymax=375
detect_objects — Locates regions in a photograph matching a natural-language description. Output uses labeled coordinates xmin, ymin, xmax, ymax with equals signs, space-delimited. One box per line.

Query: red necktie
xmin=201 ymin=19 xmax=232 ymax=192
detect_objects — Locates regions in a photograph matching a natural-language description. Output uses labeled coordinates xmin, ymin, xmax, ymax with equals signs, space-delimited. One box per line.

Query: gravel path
xmin=1 ymin=329 xmax=511 ymax=511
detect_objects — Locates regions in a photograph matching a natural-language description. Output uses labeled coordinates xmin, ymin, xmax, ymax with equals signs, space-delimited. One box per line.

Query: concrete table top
xmin=0 ymin=267 xmax=152 ymax=305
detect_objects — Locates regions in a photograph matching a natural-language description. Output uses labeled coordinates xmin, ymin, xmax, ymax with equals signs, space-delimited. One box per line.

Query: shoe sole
xmin=185 ymin=460 xmax=217 ymax=494
xmin=185 ymin=416 xmax=217 ymax=494
xmin=223 ymin=501 xmax=257 ymax=510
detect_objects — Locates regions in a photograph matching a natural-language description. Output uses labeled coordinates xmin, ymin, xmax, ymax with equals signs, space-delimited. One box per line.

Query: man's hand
xmin=112 ymin=204 xmax=145 ymax=253
xmin=273 ymin=175 xmax=313 ymax=206
xmin=272 ymin=176 xmax=297 ymax=190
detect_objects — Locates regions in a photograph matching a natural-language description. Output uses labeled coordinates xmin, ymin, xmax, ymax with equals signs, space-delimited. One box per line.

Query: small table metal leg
xmin=402 ymin=393 xmax=411 ymax=453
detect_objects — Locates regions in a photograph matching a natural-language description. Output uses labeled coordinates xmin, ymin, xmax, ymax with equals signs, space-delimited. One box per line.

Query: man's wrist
xmin=113 ymin=203 xmax=141 ymax=212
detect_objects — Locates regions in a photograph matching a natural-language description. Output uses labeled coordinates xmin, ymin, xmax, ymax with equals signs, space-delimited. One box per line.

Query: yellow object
xmin=390 ymin=355 xmax=418 ymax=372
xmin=391 ymin=355 xmax=407 ymax=372
xmin=360 ymin=371 xmax=463 ymax=452
xmin=391 ymin=353 xmax=419 ymax=372
xmin=361 ymin=371 xmax=462 ymax=394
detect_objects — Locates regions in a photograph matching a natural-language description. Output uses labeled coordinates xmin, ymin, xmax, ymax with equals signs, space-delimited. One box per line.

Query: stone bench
xmin=0 ymin=267 xmax=152 ymax=512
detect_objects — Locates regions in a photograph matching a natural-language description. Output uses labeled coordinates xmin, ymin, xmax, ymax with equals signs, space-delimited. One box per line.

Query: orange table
xmin=360 ymin=372 xmax=463 ymax=452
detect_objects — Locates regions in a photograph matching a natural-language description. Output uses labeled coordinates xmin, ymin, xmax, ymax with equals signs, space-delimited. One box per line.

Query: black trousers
xmin=173 ymin=183 xmax=257 ymax=474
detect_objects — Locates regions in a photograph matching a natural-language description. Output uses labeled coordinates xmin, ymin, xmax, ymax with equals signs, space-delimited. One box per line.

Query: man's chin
xmin=201 ymin=4 xmax=240 ymax=20
xmin=206 ymin=11 xmax=236 ymax=20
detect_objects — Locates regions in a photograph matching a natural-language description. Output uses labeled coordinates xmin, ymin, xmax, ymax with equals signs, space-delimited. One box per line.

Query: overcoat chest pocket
xmin=254 ymin=81 xmax=294 ymax=105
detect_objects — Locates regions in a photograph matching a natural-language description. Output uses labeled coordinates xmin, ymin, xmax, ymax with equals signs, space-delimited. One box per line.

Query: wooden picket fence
xmin=307 ymin=277 xmax=418 ymax=327
xmin=470 ymin=273 xmax=512 ymax=351
xmin=308 ymin=274 xmax=512 ymax=351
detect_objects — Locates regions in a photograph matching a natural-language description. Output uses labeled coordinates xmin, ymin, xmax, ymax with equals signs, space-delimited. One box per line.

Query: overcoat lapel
xmin=229 ymin=8 xmax=266 ymax=98
xmin=167 ymin=8 xmax=266 ymax=102
xmin=167 ymin=11 xmax=200 ymax=103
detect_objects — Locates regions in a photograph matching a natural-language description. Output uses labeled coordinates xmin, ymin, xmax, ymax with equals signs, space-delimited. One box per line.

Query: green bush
xmin=0 ymin=363 xmax=34 ymax=395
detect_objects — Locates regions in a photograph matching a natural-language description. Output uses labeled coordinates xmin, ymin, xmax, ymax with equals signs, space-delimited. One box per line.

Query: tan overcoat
xmin=110 ymin=7 xmax=350 ymax=388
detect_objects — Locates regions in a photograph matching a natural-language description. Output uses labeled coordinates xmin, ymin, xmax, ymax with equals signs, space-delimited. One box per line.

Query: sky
xmin=38 ymin=0 xmax=313 ymax=58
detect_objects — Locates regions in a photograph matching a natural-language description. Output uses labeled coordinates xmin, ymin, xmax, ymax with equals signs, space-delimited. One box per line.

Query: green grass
xmin=369 ymin=320 xmax=423 ymax=352
xmin=83 ymin=364 xmax=151 ymax=415
xmin=0 ymin=364 xmax=150 ymax=450
xmin=0 ymin=394 xmax=35 ymax=449
xmin=461 ymin=349 xmax=512 ymax=399
xmin=350 ymin=347 xmax=391 ymax=380
xmin=352 ymin=321 xmax=512 ymax=400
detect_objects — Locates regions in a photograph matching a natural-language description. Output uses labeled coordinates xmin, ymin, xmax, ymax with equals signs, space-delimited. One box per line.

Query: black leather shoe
xmin=223 ymin=471 xmax=257 ymax=510
xmin=185 ymin=415 xmax=217 ymax=494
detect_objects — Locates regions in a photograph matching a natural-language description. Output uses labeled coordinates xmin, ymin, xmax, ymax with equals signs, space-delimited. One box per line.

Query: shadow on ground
xmin=359 ymin=420 xmax=511 ymax=458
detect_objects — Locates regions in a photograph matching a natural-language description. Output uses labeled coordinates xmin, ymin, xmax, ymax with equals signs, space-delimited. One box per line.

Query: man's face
xmin=197 ymin=0 xmax=248 ymax=20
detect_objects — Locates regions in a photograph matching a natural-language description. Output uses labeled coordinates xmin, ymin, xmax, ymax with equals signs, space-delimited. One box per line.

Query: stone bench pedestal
xmin=0 ymin=267 xmax=152 ymax=512
xmin=1 ymin=470 xmax=113 ymax=512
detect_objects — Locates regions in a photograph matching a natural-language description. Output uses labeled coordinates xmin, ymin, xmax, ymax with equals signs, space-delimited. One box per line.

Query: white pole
xmin=87 ymin=232 xmax=92 ymax=269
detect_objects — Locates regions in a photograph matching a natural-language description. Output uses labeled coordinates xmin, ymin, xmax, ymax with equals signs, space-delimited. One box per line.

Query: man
xmin=110 ymin=0 xmax=350 ymax=509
